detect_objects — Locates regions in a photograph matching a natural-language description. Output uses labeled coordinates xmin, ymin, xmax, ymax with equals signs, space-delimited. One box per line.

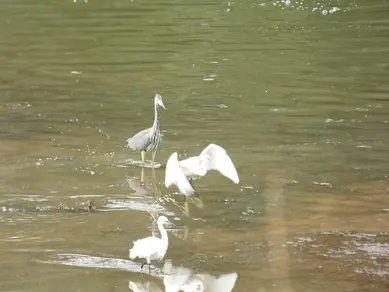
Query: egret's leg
xmin=141 ymin=262 xmax=147 ymax=270
xmin=194 ymin=197 xmax=204 ymax=209
xmin=147 ymin=259 xmax=151 ymax=274
xmin=184 ymin=225 xmax=189 ymax=242
xmin=141 ymin=150 xmax=145 ymax=165
xmin=188 ymin=178 xmax=194 ymax=188
xmin=151 ymin=151 xmax=157 ymax=167
xmin=184 ymin=200 xmax=190 ymax=216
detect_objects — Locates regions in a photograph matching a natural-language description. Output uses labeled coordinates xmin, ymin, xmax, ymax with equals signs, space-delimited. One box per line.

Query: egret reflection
xmin=163 ymin=261 xmax=238 ymax=292
xmin=128 ymin=280 xmax=163 ymax=292
xmin=128 ymin=261 xmax=238 ymax=292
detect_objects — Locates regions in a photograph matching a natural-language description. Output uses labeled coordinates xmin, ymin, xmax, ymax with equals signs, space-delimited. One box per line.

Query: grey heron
xmin=126 ymin=94 xmax=166 ymax=167
xmin=129 ymin=215 xmax=175 ymax=274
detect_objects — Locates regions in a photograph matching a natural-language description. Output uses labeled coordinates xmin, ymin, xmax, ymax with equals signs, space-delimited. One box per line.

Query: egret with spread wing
xmin=165 ymin=152 xmax=204 ymax=215
xmin=178 ymin=143 xmax=239 ymax=184
xmin=165 ymin=152 xmax=196 ymax=196
xmin=126 ymin=94 xmax=166 ymax=167
xmin=129 ymin=215 xmax=175 ymax=274
xmin=164 ymin=144 xmax=238 ymax=215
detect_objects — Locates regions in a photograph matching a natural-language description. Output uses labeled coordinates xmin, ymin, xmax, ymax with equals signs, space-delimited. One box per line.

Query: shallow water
xmin=1 ymin=0 xmax=389 ymax=291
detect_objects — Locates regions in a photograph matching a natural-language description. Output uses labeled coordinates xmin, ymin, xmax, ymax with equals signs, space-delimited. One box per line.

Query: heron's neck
xmin=152 ymin=102 xmax=159 ymax=132
xmin=158 ymin=223 xmax=169 ymax=250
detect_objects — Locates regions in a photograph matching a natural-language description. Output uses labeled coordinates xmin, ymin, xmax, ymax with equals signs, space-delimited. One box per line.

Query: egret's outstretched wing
xmin=199 ymin=144 xmax=239 ymax=184
xmin=178 ymin=156 xmax=207 ymax=177
xmin=165 ymin=152 xmax=196 ymax=196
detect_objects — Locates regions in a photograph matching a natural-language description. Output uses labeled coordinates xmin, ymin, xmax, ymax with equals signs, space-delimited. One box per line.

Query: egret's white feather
xmin=128 ymin=281 xmax=163 ymax=292
xmin=177 ymin=143 xmax=239 ymax=184
xmin=199 ymin=143 xmax=239 ymax=184
xmin=165 ymin=152 xmax=196 ymax=196
xmin=162 ymin=262 xmax=238 ymax=292
xmin=129 ymin=237 xmax=163 ymax=261
xmin=178 ymin=156 xmax=207 ymax=177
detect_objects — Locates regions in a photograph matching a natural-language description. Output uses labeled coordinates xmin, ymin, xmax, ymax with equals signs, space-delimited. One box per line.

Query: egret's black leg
xmin=188 ymin=178 xmax=194 ymax=188
xmin=141 ymin=262 xmax=147 ymax=270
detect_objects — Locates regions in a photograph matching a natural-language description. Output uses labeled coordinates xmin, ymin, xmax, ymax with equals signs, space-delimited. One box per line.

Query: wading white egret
xmin=129 ymin=215 xmax=174 ymax=274
xmin=126 ymin=94 xmax=166 ymax=167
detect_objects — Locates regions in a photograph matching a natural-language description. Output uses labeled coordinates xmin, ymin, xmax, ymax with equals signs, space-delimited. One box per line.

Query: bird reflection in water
xmin=128 ymin=261 xmax=238 ymax=292
xmin=126 ymin=166 xmax=204 ymax=220
xmin=128 ymin=280 xmax=162 ymax=292
xmin=125 ymin=170 xmax=162 ymax=238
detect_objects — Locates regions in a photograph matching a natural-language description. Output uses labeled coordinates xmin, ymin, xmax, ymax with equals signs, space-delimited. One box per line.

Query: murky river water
xmin=1 ymin=0 xmax=389 ymax=291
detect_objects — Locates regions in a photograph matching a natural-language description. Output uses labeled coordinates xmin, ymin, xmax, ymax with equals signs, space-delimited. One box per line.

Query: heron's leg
xmin=141 ymin=262 xmax=147 ymax=269
xmin=151 ymin=166 xmax=156 ymax=184
xmin=141 ymin=150 xmax=145 ymax=165
xmin=151 ymin=151 xmax=157 ymax=167
xmin=141 ymin=167 xmax=145 ymax=184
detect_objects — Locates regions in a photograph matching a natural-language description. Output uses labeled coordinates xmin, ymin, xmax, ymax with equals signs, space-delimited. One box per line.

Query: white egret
xmin=165 ymin=144 xmax=239 ymax=194
xmin=180 ymin=144 xmax=239 ymax=183
xmin=129 ymin=215 xmax=174 ymax=274
xmin=164 ymin=144 xmax=238 ymax=215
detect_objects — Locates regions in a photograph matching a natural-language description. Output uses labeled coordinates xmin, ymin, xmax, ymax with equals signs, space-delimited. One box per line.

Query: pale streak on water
xmin=0 ymin=0 xmax=389 ymax=291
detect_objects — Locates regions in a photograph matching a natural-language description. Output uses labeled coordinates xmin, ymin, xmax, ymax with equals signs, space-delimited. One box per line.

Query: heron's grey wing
xmin=165 ymin=153 xmax=195 ymax=196
xmin=126 ymin=128 xmax=151 ymax=151
xmin=199 ymin=144 xmax=239 ymax=184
